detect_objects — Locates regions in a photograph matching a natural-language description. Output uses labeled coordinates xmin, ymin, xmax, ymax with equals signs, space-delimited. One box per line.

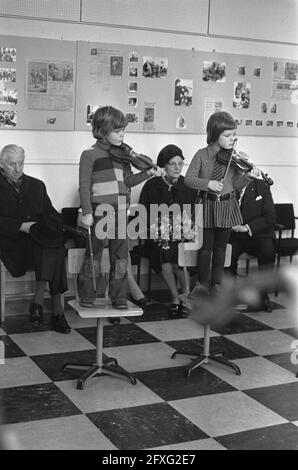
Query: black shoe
xmin=168 ymin=303 xmax=187 ymax=318
xmin=263 ymin=298 xmax=273 ymax=313
xmin=51 ymin=314 xmax=71 ymax=334
xmin=108 ymin=317 xmax=120 ymax=325
xmin=128 ymin=295 xmax=148 ymax=308
xmin=29 ymin=303 xmax=43 ymax=326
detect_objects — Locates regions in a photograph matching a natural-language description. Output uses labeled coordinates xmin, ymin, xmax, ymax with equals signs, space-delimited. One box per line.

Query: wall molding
xmin=0 ymin=13 xmax=297 ymax=47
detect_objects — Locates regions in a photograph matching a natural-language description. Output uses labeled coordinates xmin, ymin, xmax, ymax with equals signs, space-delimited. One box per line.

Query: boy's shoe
xmin=78 ymin=300 xmax=97 ymax=308
xmin=112 ymin=300 xmax=128 ymax=309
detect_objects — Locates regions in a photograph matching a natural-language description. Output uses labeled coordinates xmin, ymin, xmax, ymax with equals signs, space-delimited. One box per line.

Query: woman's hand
xmin=146 ymin=167 xmax=163 ymax=177
xmin=247 ymin=166 xmax=261 ymax=179
xmin=78 ymin=213 xmax=93 ymax=228
xmin=207 ymin=180 xmax=224 ymax=192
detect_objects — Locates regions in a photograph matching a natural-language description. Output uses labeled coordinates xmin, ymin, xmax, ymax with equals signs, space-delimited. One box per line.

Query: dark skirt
xmin=146 ymin=240 xmax=179 ymax=273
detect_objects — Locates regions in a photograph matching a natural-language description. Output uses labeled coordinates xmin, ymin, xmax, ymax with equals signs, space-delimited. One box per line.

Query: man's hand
xmin=78 ymin=213 xmax=93 ymax=229
xmin=232 ymin=224 xmax=249 ymax=232
xmin=19 ymin=222 xmax=36 ymax=233
xmin=207 ymin=180 xmax=224 ymax=192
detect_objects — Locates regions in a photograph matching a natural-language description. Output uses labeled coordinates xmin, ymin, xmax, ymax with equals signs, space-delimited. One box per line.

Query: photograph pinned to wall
xmin=143 ymin=102 xmax=156 ymax=130
xmin=48 ymin=62 xmax=73 ymax=82
xmin=256 ymin=120 xmax=263 ymax=126
xmin=0 ymin=68 xmax=16 ymax=82
xmin=0 ymin=109 xmax=17 ymax=127
xmin=266 ymin=120 xmax=274 ymax=126
xmin=0 ymin=87 xmax=17 ymax=104
xmin=27 ymin=59 xmax=74 ymax=111
xmin=89 ymin=48 xmax=121 ymax=88
xmin=287 ymin=121 xmax=294 ymax=128
xmin=174 ymin=78 xmax=193 ymax=106
xmin=128 ymin=81 xmax=138 ymax=93
xmin=253 ymin=67 xmax=261 ymax=77
xmin=235 ymin=119 xmax=243 ymax=126
xmin=176 ymin=115 xmax=187 ymax=129
xmin=277 ymin=120 xmax=284 ymax=127
xmin=128 ymin=66 xmax=138 ymax=78
xmin=129 ymin=51 xmax=139 ymax=62
xmin=270 ymin=102 xmax=277 ymax=113
xmin=142 ymin=56 xmax=168 ymax=78
xmin=233 ymin=82 xmax=250 ymax=109
xmin=128 ymin=96 xmax=137 ymax=107
xmin=245 ymin=119 xmax=252 ymax=126
xmin=260 ymin=102 xmax=267 ymax=113
xmin=203 ymin=61 xmax=226 ymax=83
xmin=237 ymin=66 xmax=246 ymax=76
xmin=204 ymin=98 xmax=222 ymax=127
xmin=126 ymin=112 xmax=139 ymax=124
xmin=110 ymin=56 xmax=123 ymax=76
xmin=27 ymin=61 xmax=47 ymax=93
xmin=272 ymin=60 xmax=298 ymax=100
xmin=0 ymin=47 xmax=16 ymax=62
xmin=86 ymin=104 xmax=100 ymax=124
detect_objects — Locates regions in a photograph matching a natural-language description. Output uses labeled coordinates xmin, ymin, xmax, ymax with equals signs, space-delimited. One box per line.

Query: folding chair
xmin=62 ymin=236 xmax=143 ymax=390
xmin=171 ymin=243 xmax=241 ymax=377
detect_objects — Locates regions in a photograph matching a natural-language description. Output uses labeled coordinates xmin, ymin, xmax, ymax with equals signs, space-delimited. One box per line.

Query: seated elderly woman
xmin=0 ymin=144 xmax=70 ymax=333
xmin=139 ymin=144 xmax=197 ymax=316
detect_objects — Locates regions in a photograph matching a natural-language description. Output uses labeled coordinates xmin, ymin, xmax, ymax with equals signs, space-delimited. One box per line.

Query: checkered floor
xmin=1 ymin=288 xmax=298 ymax=450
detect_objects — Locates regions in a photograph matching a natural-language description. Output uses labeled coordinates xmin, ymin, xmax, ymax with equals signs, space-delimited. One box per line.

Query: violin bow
xmin=221 ymin=140 xmax=237 ymax=184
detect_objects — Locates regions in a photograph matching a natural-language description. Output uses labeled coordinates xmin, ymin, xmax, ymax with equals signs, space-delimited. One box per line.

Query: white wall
xmin=0 ymin=1 xmax=298 ymax=211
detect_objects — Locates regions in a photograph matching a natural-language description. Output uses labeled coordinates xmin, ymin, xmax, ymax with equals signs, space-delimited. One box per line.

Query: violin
xmin=216 ymin=148 xmax=274 ymax=186
xmin=109 ymin=142 xmax=157 ymax=171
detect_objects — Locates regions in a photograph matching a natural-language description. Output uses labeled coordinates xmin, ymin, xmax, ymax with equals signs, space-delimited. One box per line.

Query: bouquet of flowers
xmin=150 ymin=210 xmax=198 ymax=250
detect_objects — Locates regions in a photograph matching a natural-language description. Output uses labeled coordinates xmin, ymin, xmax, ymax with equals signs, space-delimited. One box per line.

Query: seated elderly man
xmin=0 ymin=144 xmax=70 ymax=333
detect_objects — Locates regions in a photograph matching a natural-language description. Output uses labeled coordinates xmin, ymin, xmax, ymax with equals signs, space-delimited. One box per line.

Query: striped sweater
xmin=79 ymin=139 xmax=149 ymax=215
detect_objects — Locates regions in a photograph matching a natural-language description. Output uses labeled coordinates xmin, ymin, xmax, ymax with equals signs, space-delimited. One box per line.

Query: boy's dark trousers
xmin=78 ymin=213 xmax=128 ymax=304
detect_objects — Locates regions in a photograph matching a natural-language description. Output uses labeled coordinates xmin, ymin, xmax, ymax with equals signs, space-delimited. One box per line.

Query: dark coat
xmin=238 ymin=178 xmax=276 ymax=240
xmin=0 ymin=172 xmax=63 ymax=276
xmin=138 ymin=175 xmax=198 ymax=272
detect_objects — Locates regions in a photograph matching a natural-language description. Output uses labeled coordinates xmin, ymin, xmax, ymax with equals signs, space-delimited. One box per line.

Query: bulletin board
xmin=75 ymin=41 xmax=201 ymax=134
xmin=75 ymin=41 xmax=298 ymax=137
xmin=0 ymin=34 xmax=297 ymax=136
xmin=0 ymin=35 xmax=76 ymax=130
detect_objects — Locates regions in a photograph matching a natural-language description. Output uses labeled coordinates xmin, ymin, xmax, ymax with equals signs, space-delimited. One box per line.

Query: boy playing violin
xmin=78 ymin=106 xmax=158 ymax=316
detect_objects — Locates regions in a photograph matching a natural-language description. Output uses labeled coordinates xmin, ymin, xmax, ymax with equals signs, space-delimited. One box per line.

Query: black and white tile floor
xmin=0 ymin=290 xmax=298 ymax=450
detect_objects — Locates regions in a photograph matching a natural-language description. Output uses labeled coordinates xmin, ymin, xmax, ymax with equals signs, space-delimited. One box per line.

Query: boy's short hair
xmin=206 ymin=111 xmax=237 ymax=145
xmin=92 ymin=106 xmax=128 ymax=139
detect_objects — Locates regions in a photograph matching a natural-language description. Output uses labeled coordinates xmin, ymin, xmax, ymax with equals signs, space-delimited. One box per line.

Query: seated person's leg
xmin=253 ymin=238 xmax=276 ymax=312
xmin=35 ymin=244 xmax=70 ymax=333
xmin=227 ymin=237 xmax=246 ymax=276
xmin=127 ymin=252 xmax=147 ymax=307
